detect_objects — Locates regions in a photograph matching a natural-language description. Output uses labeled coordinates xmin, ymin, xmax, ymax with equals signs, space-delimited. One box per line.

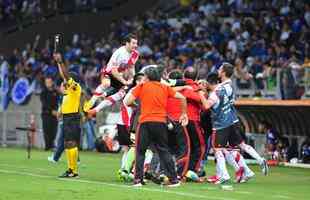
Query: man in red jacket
xmin=166 ymin=70 xmax=191 ymax=178
xmin=182 ymin=67 xmax=206 ymax=175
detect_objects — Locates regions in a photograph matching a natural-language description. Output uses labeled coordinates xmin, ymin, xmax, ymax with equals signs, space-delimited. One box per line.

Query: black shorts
xmin=116 ymin=124 xmax=133 ymax=146
xmin=212 ymin=122 xmax=243 ymax=148
xmin=109 ymin=74 xmax=124 ymax=90
xmin=63 ymin=113 xmax=81 ymax=142
xmin=230 ymin=122 xmax=244 ymax=147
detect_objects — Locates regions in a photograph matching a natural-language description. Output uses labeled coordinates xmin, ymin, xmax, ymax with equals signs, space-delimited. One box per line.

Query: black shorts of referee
xmin=63 ymin=113 xmax=81 ymax=143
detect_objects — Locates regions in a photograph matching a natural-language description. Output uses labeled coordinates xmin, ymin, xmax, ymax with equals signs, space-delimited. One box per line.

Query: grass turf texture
xmin=0 ymin=148 xmax=309 ymax=200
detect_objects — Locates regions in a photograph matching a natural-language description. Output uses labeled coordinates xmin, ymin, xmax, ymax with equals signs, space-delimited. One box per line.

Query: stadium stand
xmin=0 ymin=0 xmax=309 ymax=99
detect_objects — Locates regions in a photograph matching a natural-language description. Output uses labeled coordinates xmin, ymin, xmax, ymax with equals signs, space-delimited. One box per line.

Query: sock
xmin=94 ymin=90 xmax=125 ymax=112
xmin=224 ymin=150 xmax=240 ymax=172
xmin=65 ymin=149 xmax=72 ymax=170
xmin=121 ymin=150 xmax=128 ymax=170
xmin=232 ymin=151 xmax=254 ymax=177
xmin=67 ymin=147 xmax=78 ymax=174
xmin=94 ymin=99 xmax=113 ymax=113
xmin=125 ymin=147 xmax=135 ymax=172
xmin=144 ymin=150 xmax=153 ymax=165
xmin=239 ymin=143 xmax=264 ymax=164
xmin=144 ymin=150 xmax=154 ymax=172
xmin=215 ymin=150 xmax=230 ymax=180
xmin=215 ymin=158 xmax=221 ymax=178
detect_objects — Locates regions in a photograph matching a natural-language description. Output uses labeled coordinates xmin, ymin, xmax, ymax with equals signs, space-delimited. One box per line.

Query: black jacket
xmin=40 ymin=87 xmax=59 ymax=116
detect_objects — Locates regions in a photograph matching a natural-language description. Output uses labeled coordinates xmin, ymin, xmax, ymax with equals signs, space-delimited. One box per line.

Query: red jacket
xmin=183 ymin=79 xmax=202 ymax=121
xmin=167 ymin=79 xmax=202 ymax=121
xmin=167 ymin=91 xmax=183 ymax=121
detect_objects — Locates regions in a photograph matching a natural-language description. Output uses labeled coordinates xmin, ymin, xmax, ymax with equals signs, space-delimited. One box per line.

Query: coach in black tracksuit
xmin=40 ymin=76 xmax=59 ymax=150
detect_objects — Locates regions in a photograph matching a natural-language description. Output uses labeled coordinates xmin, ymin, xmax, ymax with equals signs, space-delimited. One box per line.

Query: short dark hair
xmin=144 ymin=66 xmax=161 ymax=81
xmin=220 ymin=62 xmax=234 ymax=78
xmin=184 ymin=67 xmax=198 ymax=80
xmin=123 ymin=33 xmax=138 ymax=44
xmin=156 ymin=64 xmax=166 ymax=78
xmin=133 ymin=73 xmax=144 ymax=84
xmin=168 ymin=70 xmax=183 ymax=79
xmin=206 ymin=72 xmax=219 ymax=85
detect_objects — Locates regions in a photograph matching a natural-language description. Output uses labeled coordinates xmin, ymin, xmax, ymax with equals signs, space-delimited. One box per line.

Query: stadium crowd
xmin=0 ymin=0 xmax=310 ymax=99
xmin=0 ymin=0 xmax=98 ymax=28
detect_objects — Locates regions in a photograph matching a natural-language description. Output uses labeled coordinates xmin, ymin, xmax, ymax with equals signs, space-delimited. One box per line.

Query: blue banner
xmin=0 ymin=61 xmax=10 ymax=111
xmin=11 ymin=78 xmax=30 ymax=105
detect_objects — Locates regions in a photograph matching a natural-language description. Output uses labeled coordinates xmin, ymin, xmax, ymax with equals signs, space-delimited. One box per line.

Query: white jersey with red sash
xmin=103 ymin=46 xmax=139 ymax=75
xmin=117 ymin=102 xmax=134 ymax=128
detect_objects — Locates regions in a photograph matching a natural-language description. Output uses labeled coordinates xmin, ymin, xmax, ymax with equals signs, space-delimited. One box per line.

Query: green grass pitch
xmin=0 ymin=148 xmax=309 ymax=200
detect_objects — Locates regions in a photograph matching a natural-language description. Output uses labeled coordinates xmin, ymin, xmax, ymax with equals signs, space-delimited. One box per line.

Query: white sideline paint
xmin=272 ymin=195 xmax=291 ymax=199
xmin=0 ymin=168 xmax=235 ymax=200
xmin=0 ymin=166 xmax=293 ymax=200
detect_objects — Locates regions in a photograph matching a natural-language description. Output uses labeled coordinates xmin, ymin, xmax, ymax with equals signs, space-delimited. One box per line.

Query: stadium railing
xmin=234 ymin=68 xmax=310 ymax=99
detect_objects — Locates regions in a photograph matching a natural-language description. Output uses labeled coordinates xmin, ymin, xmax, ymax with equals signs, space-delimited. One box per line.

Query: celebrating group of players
xmin=53 ymin=33 xmax=268 ymax=187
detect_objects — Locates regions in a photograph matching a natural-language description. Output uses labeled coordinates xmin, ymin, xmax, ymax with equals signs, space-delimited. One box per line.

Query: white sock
xmin=94 ymin=90 xmax=125 ymax=112
xmin=239 ymin=143 xmax=264 ymax=164
xmin=224 ymin=150 xmax=240 ymax=172
xmin=144 ymin=150 xmax=153 ymax=165
xmin=121 ymin=150 xmax=128 ymax=170
xmin=215 ymin=150 xmax=230 ymax=180
xmin=233 ymin=151 xmax=255 ymax=177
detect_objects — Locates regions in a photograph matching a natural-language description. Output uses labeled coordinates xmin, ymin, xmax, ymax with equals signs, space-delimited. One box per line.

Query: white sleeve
xmin=106 ymin=49 xmax=120 ymax=71
xmin=208 ymin=91 xmax=220 ymax=108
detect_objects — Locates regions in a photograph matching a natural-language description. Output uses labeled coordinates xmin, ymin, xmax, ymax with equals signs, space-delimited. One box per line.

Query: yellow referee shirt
xmin=61 ymin=78 xmax=81 ymax=114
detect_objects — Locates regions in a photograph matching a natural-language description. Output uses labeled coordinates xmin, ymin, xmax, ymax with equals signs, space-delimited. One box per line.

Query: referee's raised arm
xmin=53 ymin=53 xmax=69 ymax=82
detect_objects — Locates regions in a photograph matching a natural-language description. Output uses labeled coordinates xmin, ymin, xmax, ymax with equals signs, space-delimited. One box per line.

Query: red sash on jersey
xmin=101 ymin=49 xmax=139 ymax=76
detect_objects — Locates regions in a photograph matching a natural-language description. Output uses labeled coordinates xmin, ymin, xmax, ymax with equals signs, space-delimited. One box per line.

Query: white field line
xmin=0 ymin=168 xmax=236 ymax=200
xmin=0 ymin=166 xmax=294 ymax=200
xmin=272 ymin=195 xmax=291 ymax=199
xmin=234 ymin=191 xmax=253 ymax=194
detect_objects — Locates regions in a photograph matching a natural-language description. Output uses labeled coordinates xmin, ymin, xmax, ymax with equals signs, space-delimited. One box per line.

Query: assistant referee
xmin=54 ymin=53 xmax=82 ymax=178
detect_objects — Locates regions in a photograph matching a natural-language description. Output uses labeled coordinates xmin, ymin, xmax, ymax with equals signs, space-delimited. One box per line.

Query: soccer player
xmin=166 ymin=70 xmax=191 ymax=178
xmin=53 ymin=53 xmax=82 ymax=178
xmin=117 ymin=73 xmax=144 ymax=177
xmin=182 ymin=67 xmax=205 ymax=176
xmin=199 ymin=72 xmax=232 ymax=184
xmin=124 ymin=66 xmax=188 ymax=187
xmin=217 ymin=63 xmax=268 ymax=175
xmin=85 ymin=33 xmax=139 ymax=116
